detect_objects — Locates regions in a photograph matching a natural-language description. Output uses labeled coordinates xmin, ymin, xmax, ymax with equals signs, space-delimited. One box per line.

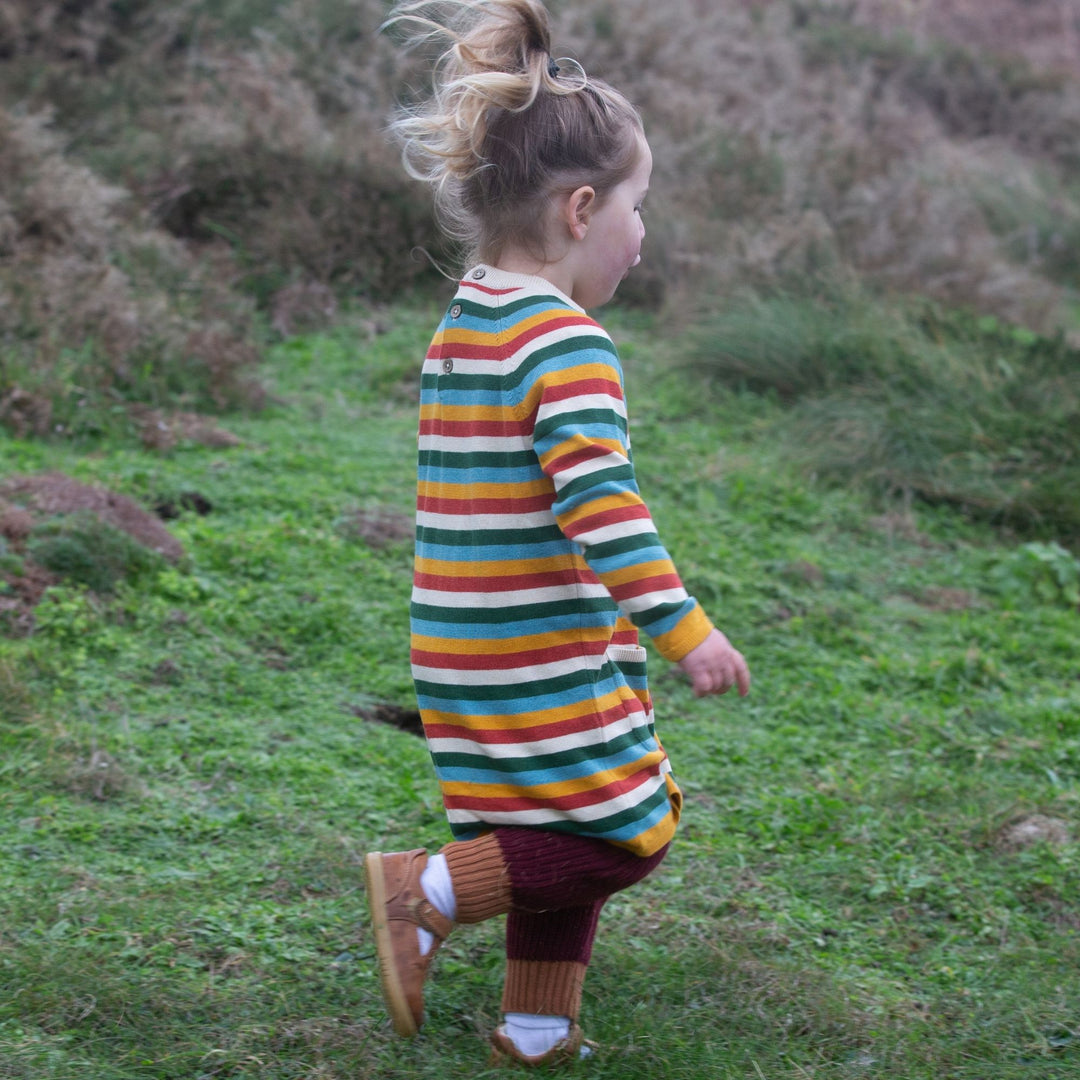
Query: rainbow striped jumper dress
xmin=410 ymin=266 xmax=715 ymax=857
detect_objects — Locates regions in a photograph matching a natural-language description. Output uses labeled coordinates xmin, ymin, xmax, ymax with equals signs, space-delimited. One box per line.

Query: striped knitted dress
xmin=411 ymin=265 xmax=715 ymax=858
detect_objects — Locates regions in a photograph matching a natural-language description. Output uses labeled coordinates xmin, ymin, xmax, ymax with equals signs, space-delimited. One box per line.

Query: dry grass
xmin=1 ymin=0 xmax=1079 ymax=437
xmin=554 ymin=0 xmax=1080 ymax=325
xmin=0 ymin=106 xmax=262 ymax=438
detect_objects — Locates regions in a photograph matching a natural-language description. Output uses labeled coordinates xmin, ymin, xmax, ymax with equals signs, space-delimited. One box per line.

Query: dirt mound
xmin=1 ymin=472 xmax=183 ymax=562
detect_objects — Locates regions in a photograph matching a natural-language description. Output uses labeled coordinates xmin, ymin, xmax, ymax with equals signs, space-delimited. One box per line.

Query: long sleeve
xmin=527 ymin=335 xmax=714 ymax=663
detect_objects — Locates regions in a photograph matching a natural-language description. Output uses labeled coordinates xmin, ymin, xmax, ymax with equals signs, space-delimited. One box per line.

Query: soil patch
xmin=336 ymin=507 xmax=413 ymax=550
xmin=0 ymin=472 xmax=185 ymax=633
xmin=1 ymin=473 xmax=184 ymax=562
xmin=997 ymin=814 xmax=1072 ymax=851
xmin=349 ymin=701 xmax=424 ymax=738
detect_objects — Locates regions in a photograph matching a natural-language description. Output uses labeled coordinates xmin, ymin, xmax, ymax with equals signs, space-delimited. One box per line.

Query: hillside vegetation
xmin=1 ymin=0 xmax=1078 ymax=536
xmin=2 ymin=4 xmax=1080 ymax=1077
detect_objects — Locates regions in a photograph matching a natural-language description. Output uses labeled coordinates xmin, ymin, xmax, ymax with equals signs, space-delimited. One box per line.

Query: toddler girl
xmin=366 ymin=0 xmax=750 ymax=1065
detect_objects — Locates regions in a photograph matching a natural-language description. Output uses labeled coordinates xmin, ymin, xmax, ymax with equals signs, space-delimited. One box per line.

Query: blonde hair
xmin=384 ymin=0 xmax=643 ymax=266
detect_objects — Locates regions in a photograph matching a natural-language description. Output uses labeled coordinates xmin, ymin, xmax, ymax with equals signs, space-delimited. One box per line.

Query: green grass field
xmin=1 ymin=303 xmax=1077 ymax=1079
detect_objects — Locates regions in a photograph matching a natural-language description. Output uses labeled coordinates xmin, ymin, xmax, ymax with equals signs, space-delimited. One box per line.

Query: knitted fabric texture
xmin=411 ymin=266 xmax=711 ymax=855
xmin=502 ymin=959 xmax=588 ymax=1020
xmin=440 ymin=831 xmax=512 ymax=923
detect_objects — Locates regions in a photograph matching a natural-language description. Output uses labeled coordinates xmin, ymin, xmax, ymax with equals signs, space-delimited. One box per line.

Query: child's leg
xmin=367 ymin=829 xmax=667 ymax=1043
xmin=365 ymin=833 xmax=512 ymax=1037
xmin=491 ymin=829 xmax=668 ymax=1059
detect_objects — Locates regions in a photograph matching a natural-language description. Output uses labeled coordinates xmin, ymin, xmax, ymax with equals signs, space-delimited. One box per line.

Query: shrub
xmin=0 ymin=107 xmax=262 ymax=440
xmin=26 ymin=512 xmax=165 ymax=593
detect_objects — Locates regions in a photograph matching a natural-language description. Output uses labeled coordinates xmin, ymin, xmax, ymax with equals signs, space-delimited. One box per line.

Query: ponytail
xmin=385 ymin=0 xmax=642 ymax=265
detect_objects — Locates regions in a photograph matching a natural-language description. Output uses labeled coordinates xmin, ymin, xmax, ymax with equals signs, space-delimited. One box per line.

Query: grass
xmin=1 ymin=300 xmax=1078 ymax=1078
xmin=681 ymin=287 xmax=1080 ymax=541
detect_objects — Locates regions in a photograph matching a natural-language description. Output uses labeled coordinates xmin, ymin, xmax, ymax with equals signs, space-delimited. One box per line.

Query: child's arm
xmin=529 ymin=328 xmax=748 ymax=691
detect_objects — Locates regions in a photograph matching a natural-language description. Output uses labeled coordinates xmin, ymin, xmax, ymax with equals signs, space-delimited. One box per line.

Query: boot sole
xmin=364 ymin=851 xmax=419 ymax=1037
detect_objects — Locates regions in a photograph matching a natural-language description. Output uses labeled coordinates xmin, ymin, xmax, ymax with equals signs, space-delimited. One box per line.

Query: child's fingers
xmin=690 ymin=648 xmax=750 ymax=698
xmin=733 ymin=651 xmax=751 ymax=696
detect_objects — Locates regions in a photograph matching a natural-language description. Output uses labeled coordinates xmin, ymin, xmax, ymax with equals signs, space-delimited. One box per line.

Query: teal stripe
xmin=411 ymin=595 xmax=613 ymax=625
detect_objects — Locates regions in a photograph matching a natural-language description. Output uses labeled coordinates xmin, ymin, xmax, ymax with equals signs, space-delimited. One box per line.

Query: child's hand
xmin=677 ymin=629 xmax=750 ymax=698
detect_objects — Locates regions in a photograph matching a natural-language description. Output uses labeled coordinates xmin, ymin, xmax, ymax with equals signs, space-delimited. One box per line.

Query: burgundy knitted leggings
xmin=494 ymin=828 xmax=669 ymax=966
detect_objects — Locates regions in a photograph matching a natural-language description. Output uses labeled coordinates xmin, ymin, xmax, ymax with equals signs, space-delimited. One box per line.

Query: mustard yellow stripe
xmin=414 ymin=555 xmax=587 ymax=578
xmin=553 ymin=490 xmax=645 ymax=526
xmin=528 ymin=359 xmax=620 ymax=387
xmin=418 ymin=478 xmax=553 ymax=500
xmin=610 ymin=810 xmax=678 ymax=855
xmin=650 ymin=604 xmax=714 ymax=663
xmin=431 ymin=308 xmax=579 ymax=350
xmin=598 ymin=559 xmax=676 ymax=588
xmin=440 ymin=750 xmax=666 ymax=801
xmin=536 ymin=436 xmax=624 ymax=470
xmin=418 ymin=402 xmax=514 ymax=422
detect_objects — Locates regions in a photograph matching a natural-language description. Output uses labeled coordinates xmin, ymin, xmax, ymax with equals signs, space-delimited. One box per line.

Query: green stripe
xmin=418 ymin=449 xmax=538 ymax=470
xmin=414 ymin=523 xmax=565 ymax=547
xmin=431 ymin=725 xmax=656 ymax=775
xmin=588 ymin=532 xmax=663 ymax=560
xmin=535 ymin=407 xmax=627 ymax=441
xmin=411 ymin=595 xmax=615 ymax=626
xmin=427 ymin=334 xmax=618 ymax=396
xmin=414 ymin=666 xmax=597 ymax=703
xmin=555 ymin=463 xmax=636 ymax=502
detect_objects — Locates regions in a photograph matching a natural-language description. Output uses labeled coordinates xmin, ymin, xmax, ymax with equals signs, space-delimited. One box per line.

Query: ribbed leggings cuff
xmin=440 ymin=832 xmax=512 ymax=923
xmin=501 ymin=960 xmax=587 ymax=1020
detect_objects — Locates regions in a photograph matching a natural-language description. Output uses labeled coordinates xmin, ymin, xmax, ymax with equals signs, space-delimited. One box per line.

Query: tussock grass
xmin=684 ymin=287 xmax=1080 ymax=539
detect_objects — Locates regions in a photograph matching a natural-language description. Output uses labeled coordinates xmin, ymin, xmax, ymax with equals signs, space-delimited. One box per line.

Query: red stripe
xmin=539 ymin=377 xmax=621 ymax=403
xmin=417 ymin=492 xmax=553 ymax=516
xmin=608 ymin=573 xmax=683 ymax=602
xmin=412 ymin=639 xmax=608 ymax=671
xmin=424 ymin=701 xmax=643 ymax=742
xmin=442 ymin=763 xmax=660 ymax=813
xmin=460 ymin=281 xmax=523 ymax=297
xmin=562 ymin=502 xmax=652 ymax=537
xmin=413 ymin=567 xmax=592 ymax=594
xmin=419 ymin=418 xmax=527 ymax=438
xmin=547 ymin=442 xmax=623 ymax=475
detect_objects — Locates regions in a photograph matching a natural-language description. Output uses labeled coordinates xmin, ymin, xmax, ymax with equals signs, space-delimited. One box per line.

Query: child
xmin=366 ymin=0 xmax=750 ymax=1065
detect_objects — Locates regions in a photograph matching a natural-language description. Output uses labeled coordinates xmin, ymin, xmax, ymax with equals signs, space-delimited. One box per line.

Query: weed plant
xmin=0 ymin=304 xmax=1077 ymax=1079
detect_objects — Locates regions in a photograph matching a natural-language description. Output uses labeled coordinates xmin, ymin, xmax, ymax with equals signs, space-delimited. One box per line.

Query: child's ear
xmin=563 ymin=185 xmax=596 ymax=241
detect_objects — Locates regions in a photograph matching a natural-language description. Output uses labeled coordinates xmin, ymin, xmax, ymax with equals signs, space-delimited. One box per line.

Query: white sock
xmin=416 ymin=852 xmax=456 ymax=956
xmin=503 ymin=1013 xmax=571 ymax=1057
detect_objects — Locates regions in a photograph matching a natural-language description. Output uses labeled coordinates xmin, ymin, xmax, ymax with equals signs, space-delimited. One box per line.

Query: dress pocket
xmin=605 ymin=643 xmax=651 ymax=716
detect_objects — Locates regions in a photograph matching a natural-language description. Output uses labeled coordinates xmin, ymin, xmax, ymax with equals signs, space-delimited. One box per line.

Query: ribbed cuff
xmin=440 ymin=832 xmax=512 ymax=923
xmin=501 ymin=960 xmax=587 ymax=1020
